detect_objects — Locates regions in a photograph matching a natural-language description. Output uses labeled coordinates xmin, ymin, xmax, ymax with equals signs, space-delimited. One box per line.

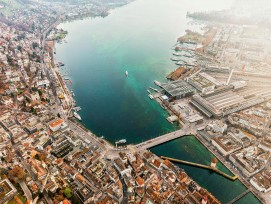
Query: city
xmin=0 ymin=0 xmax=271 ymax=204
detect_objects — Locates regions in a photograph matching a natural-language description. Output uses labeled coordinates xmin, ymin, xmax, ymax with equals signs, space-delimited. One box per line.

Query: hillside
xmin=0 ymin=0 xmax=26 ymax=15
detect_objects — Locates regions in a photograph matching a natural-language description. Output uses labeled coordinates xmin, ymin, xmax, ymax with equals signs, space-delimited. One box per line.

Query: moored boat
xmin=115 ymin=139 xmax=127 ymax=144
xmin=154 ymin=80 xmax=161 ymax=87
xmin=149 ymin=87 xmax=158 ymax=92
xmin=73 ymin=106 xmax=81 ymax=112
xmin=73 ymin=111 xmax=82 ymax=121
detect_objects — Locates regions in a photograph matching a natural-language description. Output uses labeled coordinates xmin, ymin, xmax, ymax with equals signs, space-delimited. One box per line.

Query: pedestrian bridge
xmin=135 ymin=127 xmax=193 ymax=150
xmin=161 ymin=156 xmax=238 ymax=181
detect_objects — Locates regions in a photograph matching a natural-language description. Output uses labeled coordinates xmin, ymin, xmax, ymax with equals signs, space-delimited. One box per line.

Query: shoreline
xmin=194 ymin=134 xmax=264 ymax=203
xmin=48 ymin=35 xmax=116 ymax=150
xmin=48 ymin=10 xmax=264 ymax=204
xmin=148 ymin=25 xmax=267 ymax=203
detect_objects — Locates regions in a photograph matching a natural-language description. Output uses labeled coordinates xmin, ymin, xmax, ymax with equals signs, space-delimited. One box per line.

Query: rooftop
xmin=161 ymin=80 xmax=196 ymax=97
xmin=48 ymin=118 xmax=64 ymax=128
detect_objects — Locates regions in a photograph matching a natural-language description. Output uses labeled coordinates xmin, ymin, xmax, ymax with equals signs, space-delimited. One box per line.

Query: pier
xmin=160 ymin=156 xmax=238 ymax=181
xmin=227 ymin=189 xmax=250 ymax=204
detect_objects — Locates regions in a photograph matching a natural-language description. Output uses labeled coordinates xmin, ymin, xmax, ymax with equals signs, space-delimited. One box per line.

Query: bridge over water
xmin=135 ymin=126 xmax=194 ymax=150
xmin=227 ymin=189 xmax=250 ymax=204
xmin=161 ymin=156 xmax=238 ymax=181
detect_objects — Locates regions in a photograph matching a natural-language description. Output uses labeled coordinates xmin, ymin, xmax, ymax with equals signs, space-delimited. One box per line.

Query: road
xmin=19 ymin=181 xmax=33 ymax=201
xmin=135 ymin=120 xmax=211 ymax=151
xmin=66 ymin=119 xmax=112 ymax=152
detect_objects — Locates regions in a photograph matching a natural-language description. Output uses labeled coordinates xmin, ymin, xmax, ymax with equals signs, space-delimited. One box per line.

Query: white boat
xmin=73 ymin=106 xmax=81 ymax=112
xmin=170 ymin=57 xmax=181 ymax=61
xmin=73 ymin=111 xmax=82 ymax=121
xmin=148 ymin=94 xmax=154 ymax=99
xmin=149 ymin=87 xmax=158 ymax=92
xmin=154 ymin=80 xmax=161 ymax=87
xmin=125 ymin=71 xmax=128 ymax=77
xmin=147 ymin=89 xmax=151 ymax=94
xmin=115 ymin=139 xmax=127 ymax=144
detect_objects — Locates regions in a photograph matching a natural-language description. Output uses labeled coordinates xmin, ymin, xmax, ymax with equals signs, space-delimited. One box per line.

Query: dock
xmin=160 ymin=156 xmax=238 ymax=181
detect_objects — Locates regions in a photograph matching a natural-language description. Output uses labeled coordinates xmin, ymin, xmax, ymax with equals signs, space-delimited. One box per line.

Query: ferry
xmin=148 ymin=94 xmax=154 ymax=99
xmin=125 ymin=71 xmax=128 ymax=77
xmin=115 ymin=139 xmax=127 ymax=144
xmin=73 ymin=111 xmax=82 ymax=121
xmin=154 ymin=80 xmax=161 ymax=87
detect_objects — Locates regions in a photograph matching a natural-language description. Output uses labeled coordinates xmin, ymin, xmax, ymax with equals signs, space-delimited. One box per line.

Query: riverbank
xmin=151 ymin=136 xmax=261 ymax=204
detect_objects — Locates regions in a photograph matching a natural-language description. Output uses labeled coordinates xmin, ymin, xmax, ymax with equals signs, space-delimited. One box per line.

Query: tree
xmin=31 ymin=87 xmax=38 ymax=92
xmin=54 ymin=194 xmax=65 ymax=204
xmin=70 ymin=195 xmax=82 ymax=204
xmin=17 ymin=45 xmax=22 ymax=51
xmin=0 ymin=168 xmax=9 ymax=176
xmin=38 ymin=89 xmax=43 ymax=96
xmin=32 ymin=42 xmax=39 ymax=49
xmin=38 ymin=190 xmax=44 ymax=198
xmin=30 ymin=107 xmax=35 ymax=113
xmin=14 ymin=195 xmax=23 ymax=204
xmin=10 ymin=166 xmax=25 ymax=181
xmin=34 ymin=153 xmax=46 ymax=161
xmin=26 ymin=97 xmax=31 ymax=103
xmin=63 ymin=187 xmax=72 ymax=199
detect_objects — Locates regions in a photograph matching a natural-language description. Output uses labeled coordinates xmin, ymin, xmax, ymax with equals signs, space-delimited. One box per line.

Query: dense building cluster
xmin=149 ymin=13 xmax=271 ymax=203
xmin=0 ymin=0 xmax=221 ymax=204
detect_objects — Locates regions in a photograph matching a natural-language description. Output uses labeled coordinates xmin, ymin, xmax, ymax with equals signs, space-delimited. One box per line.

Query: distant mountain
xmin=188 ymin=0 xmax=271 ymax=27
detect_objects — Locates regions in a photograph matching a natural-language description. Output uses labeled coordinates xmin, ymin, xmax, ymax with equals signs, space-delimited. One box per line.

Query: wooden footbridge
xmin=227 ymin=189 xmax=250 ymax=204
xmin=160 ymin=156 xmax=238 ymax=181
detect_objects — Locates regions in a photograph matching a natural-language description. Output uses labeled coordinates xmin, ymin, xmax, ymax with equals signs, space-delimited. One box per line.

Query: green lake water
xmin=55 ymin=0 xmax=261 ymax=203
